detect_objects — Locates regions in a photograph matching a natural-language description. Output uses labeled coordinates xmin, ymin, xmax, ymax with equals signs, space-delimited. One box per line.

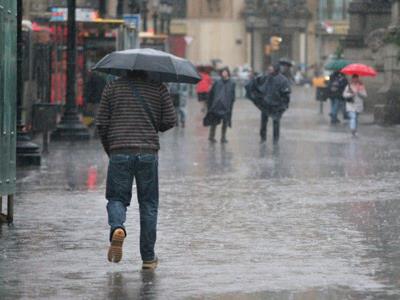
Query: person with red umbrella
xmin=341 ymin=64 xmax=377 ymax=77
xmin=342 ymin=75 xmax=368 ymax=137
xmin=341 ymin=63 xmax=375 ymax=137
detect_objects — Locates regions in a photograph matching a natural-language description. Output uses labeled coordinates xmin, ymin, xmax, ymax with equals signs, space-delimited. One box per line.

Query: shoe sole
xmin=108 ymin=231 xmax=125 ymax=263
xmin=142 ymin=259 xmax=158 ymax=270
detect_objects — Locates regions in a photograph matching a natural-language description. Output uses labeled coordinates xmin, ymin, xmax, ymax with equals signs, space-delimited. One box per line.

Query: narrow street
xmin=1 ymin=87 xmax=400 ymax=299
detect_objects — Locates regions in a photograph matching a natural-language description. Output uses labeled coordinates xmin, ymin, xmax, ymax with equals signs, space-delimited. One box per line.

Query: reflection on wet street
xmin=1 ymin=87 xmax=400 ymax=299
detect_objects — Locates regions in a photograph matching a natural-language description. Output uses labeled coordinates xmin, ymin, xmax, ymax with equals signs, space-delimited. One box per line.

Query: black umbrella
xmin=92 ymin=48 xmax=201 ymax=84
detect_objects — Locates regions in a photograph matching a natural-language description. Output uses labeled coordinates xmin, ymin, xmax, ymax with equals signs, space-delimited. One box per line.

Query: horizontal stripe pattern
xmin=96 ymin=77 xmax=176 ymax=153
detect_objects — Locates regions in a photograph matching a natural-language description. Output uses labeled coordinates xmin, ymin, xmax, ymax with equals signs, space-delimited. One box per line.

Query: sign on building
xmin=50 ymin=7 xmax=99 ymax=22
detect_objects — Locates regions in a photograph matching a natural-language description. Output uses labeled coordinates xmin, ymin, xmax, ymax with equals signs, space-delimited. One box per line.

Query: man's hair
xmin=220 ymin=67 xmax=231 ymax=77
xmin=272 ymin=63 xmax=281 ymax=74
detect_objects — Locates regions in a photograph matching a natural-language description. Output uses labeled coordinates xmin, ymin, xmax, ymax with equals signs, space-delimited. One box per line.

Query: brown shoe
xmin=142 ymin=257 xmax=158 ymax=270
xmin=108 ymin=228 xmax=125 ymax=263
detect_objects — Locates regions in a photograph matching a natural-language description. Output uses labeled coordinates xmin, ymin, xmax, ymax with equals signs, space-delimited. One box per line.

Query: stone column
xmin=388 ymin=0 xmax=400 ymax=31
xmin=375 ymin=0 xmax=400 ymax=125
xmin=253 ymin=30 xmax=264 ymax=73
xmin=107 ymin=0 xmax=118 ymax=18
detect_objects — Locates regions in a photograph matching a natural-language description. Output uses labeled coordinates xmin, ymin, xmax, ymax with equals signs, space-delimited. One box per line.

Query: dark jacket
xmin=203 ymin=79 xmax=236 ymax=127
xmin=85 ymin=72 xmax=107 ymax=104
xmin=245 ymin=73 xmax=291 ymax=119
xmin=96 ymin=77 xmax=176 ymax=155
xmin=327 ymin=72 xmax=348 ymax=100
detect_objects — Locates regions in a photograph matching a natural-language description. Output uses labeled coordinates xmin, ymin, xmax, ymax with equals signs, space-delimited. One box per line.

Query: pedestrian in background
xmin=203 ymin=67 xmax=236 ymax=143
xmin=327 ymin=71 xmax=348 ymax=124
xmin=96 ymin=70 xmax=176 ymax=270
xmin=84 ymin=70 xmax=107 ymax=132
xmin=258 ymin=64 xmax=291 ymax=145
xmin=196 ymin=68 xmax=213 ymax=113
xmin=343 ymin=74 xmax=367 ymax=137
xmin=169 ymin=82 xmax=188 ymax=128
xmin=279 ymin=59 xmax=294 ymax=84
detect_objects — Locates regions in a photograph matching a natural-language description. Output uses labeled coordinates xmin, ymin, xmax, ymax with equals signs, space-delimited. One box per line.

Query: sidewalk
xmin=1 ymin=87 xmax=400 ymax=299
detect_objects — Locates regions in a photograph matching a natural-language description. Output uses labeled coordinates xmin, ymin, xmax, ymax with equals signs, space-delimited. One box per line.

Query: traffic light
xmin=270 ymin=36 xmax=282 ymax=51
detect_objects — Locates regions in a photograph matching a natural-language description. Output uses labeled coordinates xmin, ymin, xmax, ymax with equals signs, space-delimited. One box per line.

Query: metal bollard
xmin=7 ymin=195 xmax=14 ymax=223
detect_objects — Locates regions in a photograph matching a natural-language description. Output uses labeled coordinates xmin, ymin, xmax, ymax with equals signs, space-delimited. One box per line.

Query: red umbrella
xmin=340 ymin=63 xmax=377 ymax=77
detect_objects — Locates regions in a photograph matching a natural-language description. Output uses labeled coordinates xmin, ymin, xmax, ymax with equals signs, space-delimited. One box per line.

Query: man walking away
xmin=259 ymin=64 xmax=291 ymax=145
xmin=96 ymin=70 xmax=176 ymax=270
xmin=203 ymin=67 xmax=236 ymax=143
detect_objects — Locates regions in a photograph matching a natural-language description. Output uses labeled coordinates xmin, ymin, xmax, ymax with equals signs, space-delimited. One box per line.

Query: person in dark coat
xmin=246 ymin=64 xmax=291 ymax=144
xmin=279 ymin=58 xmax=294 ymax=84
xmin=85 ymin=71 xmax=107 ymax=116
xmin=203 ymin=67 xmax=236 ymax=143
xmin=327 ymin=71 xmax=348 ymax=124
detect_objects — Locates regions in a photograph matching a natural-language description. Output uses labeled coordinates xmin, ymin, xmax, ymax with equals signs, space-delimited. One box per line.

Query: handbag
xmin=344 ymin=86 xmax=355 ymax=103
xmin=344 ymin=96 xmax=354 ymax=103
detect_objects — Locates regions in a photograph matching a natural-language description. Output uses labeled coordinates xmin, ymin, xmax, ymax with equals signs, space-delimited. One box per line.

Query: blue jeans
xmin=260 ymin=112 xmax=280 ymax=142
xmin=330 ymin=97 xmax=340 ymax=122
xmin=348 ymin=111 xmax=358 ymax=131
xmin=339 ymin=100 xmax=348 ymax=119
xmin=175 ymin=106 xmax=186 ymax=125
xmin=106 ymin=153 xmax=159 ymax=261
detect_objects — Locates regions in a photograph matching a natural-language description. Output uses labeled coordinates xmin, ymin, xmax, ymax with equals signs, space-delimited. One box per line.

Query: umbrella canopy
xmin=325 ymin=58 xmax=351 ymax=71
xmin=340 ymin=63 xmax=377 ymax=77
xmin=92 ymin=48 xmax=201 ymax=84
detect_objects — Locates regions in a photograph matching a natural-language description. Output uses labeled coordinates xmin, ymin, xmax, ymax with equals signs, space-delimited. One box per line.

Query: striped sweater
xmin=96 ymin=77 xmax=176 ymax=154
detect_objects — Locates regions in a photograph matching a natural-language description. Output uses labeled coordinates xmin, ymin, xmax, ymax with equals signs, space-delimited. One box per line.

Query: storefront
xmin=244 ymin=0 xmax=311 ymax=72
xmin=49 ymin=8 xmax=124 ymax=106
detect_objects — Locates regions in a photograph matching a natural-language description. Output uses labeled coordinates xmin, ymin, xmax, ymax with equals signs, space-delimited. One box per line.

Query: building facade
xmin=341 ymin=0 xmax=399 ymax=122
xmin=171 ymin=0 xmax=249 ymax=70
xmin=314 ymin=0 xmax=350 ymax=63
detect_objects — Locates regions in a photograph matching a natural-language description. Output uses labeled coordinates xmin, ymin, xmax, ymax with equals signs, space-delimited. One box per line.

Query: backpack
xmin=328 ymin=75 xmax=347 ymax=98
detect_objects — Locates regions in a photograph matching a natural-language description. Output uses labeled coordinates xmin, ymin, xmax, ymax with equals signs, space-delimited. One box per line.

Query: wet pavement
xmin=2 ymin=87 xmax=400 ymax=299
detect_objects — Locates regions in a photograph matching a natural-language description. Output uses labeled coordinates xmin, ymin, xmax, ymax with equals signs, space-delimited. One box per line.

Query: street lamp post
xmin=16 ymin=0 xmax=41 ymax=166
xmin=165 ymin=1 xmax=173 ymax=34
xmin=159 ymin=1 xmax=173 ymax=34
xmin=141 ymin=0 xmax=149 ymax=31
xmin=117 ymin=0 xmax=124 ymax=18
xmin=248 ymin=16 xmax=256 ymax=72
xmin=159 ymin=3 xmax=165 ymax=33
xmin=153 ymin=11 xmax=159 ymax=34
xmin=51 ymin=0 xmax=90 ymax=141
